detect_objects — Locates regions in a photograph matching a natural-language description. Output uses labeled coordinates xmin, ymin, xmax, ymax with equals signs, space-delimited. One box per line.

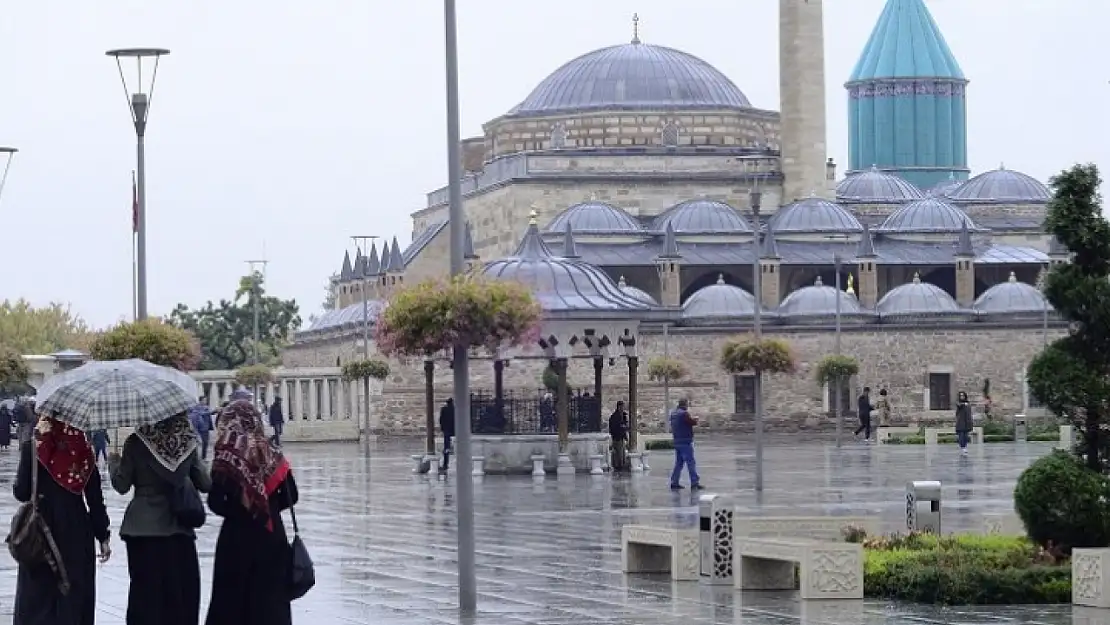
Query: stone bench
xmin=924 ymin=426 xmax=983 ymax=446
xmin=735 ymin=537 xmax=863 ymax=599
xmin=876 ymin=426 xmax=918 ymax=444
xmin=620 ymin=524 xmax=698 ymax=581
xmin=1073 ymin=548 xmax=1110 ymax=607
xmin=734 ymin=516 xmax=880 ymax=542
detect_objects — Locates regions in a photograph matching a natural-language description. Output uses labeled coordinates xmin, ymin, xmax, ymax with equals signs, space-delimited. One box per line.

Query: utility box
xmin=906 ymin=480 xmax=942 ymax=534
xmin=698 ymin=494 xmax=734 ymax=585
xmin=1013 ymin=415 xmax=1027 ymax=443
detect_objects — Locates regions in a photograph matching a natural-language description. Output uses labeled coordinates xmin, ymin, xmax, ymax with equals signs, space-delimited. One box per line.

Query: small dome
xmin=778 ymin=276 xmax=866 ymax=321
xmin=876 ymin=198 xmax=981 ymax=234
xmin=617 ymin=276 xmax=659 ymax=305
xmin=948 ymin=167 xmax=1050 ymax=203
xmin=768 ymin=196 xmax=863 ymax=234
xmin=653 ymin=199 xmax=753 ymax=234
xmin=877 ymin=273 xmax=967 ymax=321
xmin=303 ymin=300 xmax=383 ymax=334
xmin=506 ymin=43 xmax=750 ymax=118
xmin=836 ymin=168 xmax=925 ymax=203
xmin=682 ymin=275 xmax=759 ymax=324
xmin=974 ymin=272 xmax=1053 ymax=318
xmin=545 ymin=201 xmax=642 ymax=234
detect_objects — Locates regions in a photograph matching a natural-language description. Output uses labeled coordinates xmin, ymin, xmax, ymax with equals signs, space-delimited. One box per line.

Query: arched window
xmin=661 ymin=121 xmax=680 ymax=147
xmin=550 ymin=123 xmax=567 ymax=149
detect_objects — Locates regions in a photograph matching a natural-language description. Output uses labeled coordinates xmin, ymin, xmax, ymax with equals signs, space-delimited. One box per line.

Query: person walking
xmin=669 ymin=399 xmax=703 ymax=490
xmin=608 ymin=401 xmax=629 ymax=471
xmin=189 ymin=402 xmax=214 ymax=460
xmin=205 ymin=399 xmax=299 ymax=625
xmin=13 ymin=415 xmax=112 ymax=625
xmin=0 ymin=402 xmax=13 ymax=450
xmin=876 ymin=388 xmax=892 ymax=427
xmin=438 ymin=399 xmax=455 ymax=474
xmin=90 ymin=430 xmax=109 ymax=465
xmin=268 ymin=397 xmax=285 ymax=447
xmin=854 ymin=387 xmax=875 ymax=441
xmin=109 ymin=414 xmax=211 ymax=625
xmin=16 ymin=399 xmax=36 ymax=446
xmin=955 ymin=391 xmax=974 ymax=456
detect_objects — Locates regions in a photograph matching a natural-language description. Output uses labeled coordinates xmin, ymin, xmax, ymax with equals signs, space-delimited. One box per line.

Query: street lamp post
xmin=107 ymin=48 xmax=170 ymax=321
xmin=352 ymin=235 xmax=379 ymax=441
xmin=444 ymin=0 xmax=477 ymax=614
xmin=834 ymin=254 xmax=843 ymax=448
xmin=0 ymin=147 xmax=17 ymax=202
xmin=750 ymin=189 xmax=764 ymax=492
xmin=245 ymin=260 xmax=267 ymax=401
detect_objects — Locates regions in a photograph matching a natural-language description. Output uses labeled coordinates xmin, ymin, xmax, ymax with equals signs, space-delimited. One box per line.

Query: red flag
xmin=131 ymin=171 xmax=138 ymax=234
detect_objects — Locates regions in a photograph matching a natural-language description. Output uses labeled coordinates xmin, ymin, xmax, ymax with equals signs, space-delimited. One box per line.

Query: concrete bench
xmin=735 ymin=537 xmax=863 ymax=600
xmin=734 ymin=516 xmax=880 ymax=542
xmin=924 ymin=426 xmax=983 ymax=446
xmin=876 ymin=426 xmax=918 ymax=444
xmin=620 ymin=524 xmax=698 ymax=581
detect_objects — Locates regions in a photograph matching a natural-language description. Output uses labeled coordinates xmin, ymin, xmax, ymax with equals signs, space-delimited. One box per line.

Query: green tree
xmin=169 ymin=271 xmax=301 ymax=370
xmin=1027 ymin=164 xmax=1110 ymax=471
xmin=0 ymin=344 xmax=32 ymax=396
xmin=89 ymin=319 xmax=201 ymax=371
xmin=0 ymin=299 xmax=93 ymax=354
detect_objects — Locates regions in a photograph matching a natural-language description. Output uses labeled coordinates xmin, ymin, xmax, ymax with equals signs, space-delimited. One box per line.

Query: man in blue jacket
xmin=188 ymin=401 xmax=215 ymax=459
xmin=669 ymin=399 xmax=703 ymax=490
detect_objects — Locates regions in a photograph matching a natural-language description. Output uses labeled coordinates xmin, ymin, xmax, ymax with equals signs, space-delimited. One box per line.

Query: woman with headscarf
xmin=109 ymin=415 xmax=211 ymax=625
xmin=206 ymin=399 xmax=298 ymax=625
xmin=13 ymin=415 xmax=111 ymax=625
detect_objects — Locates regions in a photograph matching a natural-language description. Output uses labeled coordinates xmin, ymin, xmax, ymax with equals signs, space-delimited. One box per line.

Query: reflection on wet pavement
xmin=0 ymin=435 xmax=1086 ymax=623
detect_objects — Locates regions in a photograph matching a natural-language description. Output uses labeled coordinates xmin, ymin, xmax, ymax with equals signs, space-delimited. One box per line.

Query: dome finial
xmin=618 ymin=275 xmax=627 ymax=287
xmin=529 ymin=207 xmax=538 ymax=225
xmin=912 ymin=272 xmax=921 ymax=284
xmin=814 ymin=275 xmax=823 ymax=286
xmin=846 ymin=273 xmax=855 ymax=295
xmin=631 ymin=13 xmax=641 ymax=44
xmin=1009 ymin=271 xmax=1017 ymax=283
xmin=999 ymin=162 xmax=1006 ymax=171
xmin=716 ymin=274 xmax=725 ymax=284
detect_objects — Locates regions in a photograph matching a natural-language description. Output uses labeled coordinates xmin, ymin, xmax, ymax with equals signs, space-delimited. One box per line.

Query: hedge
xmin=886 ymin=433 xmax=1060 ymax=445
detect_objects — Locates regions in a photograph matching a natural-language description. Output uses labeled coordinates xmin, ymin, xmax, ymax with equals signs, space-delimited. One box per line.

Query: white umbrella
xmin=37 ymin=359 xmax=198 ymax=404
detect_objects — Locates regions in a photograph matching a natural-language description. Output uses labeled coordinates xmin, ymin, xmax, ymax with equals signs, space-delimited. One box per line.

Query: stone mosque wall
xmin=283 ymin=323 xmax=1063 ymax=435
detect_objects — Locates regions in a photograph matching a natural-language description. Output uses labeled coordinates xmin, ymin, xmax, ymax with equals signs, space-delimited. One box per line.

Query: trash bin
xmin=1013 ymin=414 xmax=1027 ymax=442
xmin=698 ymin=494 xmax=734 ymax=585
xmin=906 ymin=480 xmax=942 ymax=534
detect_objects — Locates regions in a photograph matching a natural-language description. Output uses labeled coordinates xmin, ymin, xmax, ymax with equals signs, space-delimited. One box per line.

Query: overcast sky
xmin=0 ymin=1 xmax=1105 ymax=328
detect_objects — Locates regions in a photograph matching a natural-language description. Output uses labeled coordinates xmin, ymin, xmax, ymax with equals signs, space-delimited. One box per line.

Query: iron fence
xmin=469 ymin=389 xmax=602 ymax=435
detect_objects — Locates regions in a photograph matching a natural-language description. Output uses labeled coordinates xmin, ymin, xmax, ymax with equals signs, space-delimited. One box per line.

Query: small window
xmin=826 ymin=378 xmax=853 ymax=416
xmin=550 ymin=123 xmax=567 ymax=149
xmin=661 ymin=122 xmax=680 ymax=147
xmin=928 ymin=373 xmax=952 ymax=411
xmin=733 ymin=375 xmax=756 ymax=415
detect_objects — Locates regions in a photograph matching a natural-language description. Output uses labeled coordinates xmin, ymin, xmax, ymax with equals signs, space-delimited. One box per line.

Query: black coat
xmin=608 ymin=410 xmax=628 ymax=441
xmin=439 ymin=404 xmax=456 ymax=437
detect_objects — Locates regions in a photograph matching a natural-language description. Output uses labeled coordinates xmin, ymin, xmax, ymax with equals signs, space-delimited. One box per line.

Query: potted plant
xmin=647 ymin=357 xmax=687 ymax=383
xmin=234 ymin=363 xmax=275 ymax=388
xmin=720 ymin=336 xmax=797 ymax=376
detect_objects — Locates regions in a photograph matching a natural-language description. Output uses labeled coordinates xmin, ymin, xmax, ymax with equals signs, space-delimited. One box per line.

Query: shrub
xmin=541 ymin=364 xmax=559 ymax=391
xmin=1014 ymin=450 xmax=1110 ymax=553
xmin=645 ymin=438 xmax=674 ymax=451
xmin=720 ymin=336 xmax=796 ymax=374
xmin=341 ymin=359 xmax=391 ymax=382
xmin=374 ymin=276 xmax=542 ymax=356
xmin=646 ymin=357 xmax=687 ymax=382
xmin=89 ymin=319 xmax=201 ymax=371
xmin=234 ymin=364 xmax=274 ymax=387
xmin=814 ymin=354 xmax=859 ymax=384
xmin=0 ymin=345 xmax=30 ymax=393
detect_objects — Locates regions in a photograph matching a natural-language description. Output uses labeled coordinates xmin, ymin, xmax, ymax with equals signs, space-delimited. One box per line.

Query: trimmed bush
xmin=644 ymin=438 xmax=674 ymax=451
xmin=341 ymin=359 xmax=390 ymax=382
xmin=646 ymin=357 xmax=687 ymax=382
xmin=541 ymin=364 xmax=559 ymax=391
xmin=0 ymin=345 xmax=30 ymax=393
xmin=90 ymin=319 xmax=201 ymax=371
xmin=234 ymin=364 xmax=274 ymax=387
xmin=814 ymin=354 xmax=859 ymax=384
xmin=720 ymin=336 xmax=796 ymax=374
xmin=1014 ymin=450 xmax=1110 ymax=553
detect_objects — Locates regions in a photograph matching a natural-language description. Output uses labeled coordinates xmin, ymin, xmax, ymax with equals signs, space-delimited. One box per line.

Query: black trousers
xmin=442 ymin=434 xmax=453 ymax=470
xmin=124 ymin=535 xmax=201 ymax=625
xmin=854 ymin=416 xmax=872 ymax=439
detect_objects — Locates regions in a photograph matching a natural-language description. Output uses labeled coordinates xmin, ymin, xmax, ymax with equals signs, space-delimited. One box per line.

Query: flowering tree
xmin=341 ymin=359 xmax=391 ymax=382
xmin=647 ymin=357 xmax=688 ymax=382
xmin=235 ymin=364 xmax=274 ymax=387
xmin=375 ymin=276 xmax=542 ymax=357
xmin=90 ymin=319 xmax=201 ymax=371
xmin=720 ymin=336 xmax=797 ymax=375
xmin=814 ymin=355 xmax=859 ymax=385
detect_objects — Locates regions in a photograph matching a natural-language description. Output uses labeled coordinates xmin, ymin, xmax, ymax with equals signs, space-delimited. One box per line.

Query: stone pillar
xmin=657 ymin=259 xmax=682 ymax=307
xmin=321 ymin=379 xmax=332 ymax=419
xmin=858 ymin=259 xmax=878 ymax=308
xmin=555 ymin=358 xmax=569 ymax=450
xmin=779 ymin=0 xmax=828 ymax=202
xmin=955 ymin=256 xmax=975 ymax=307
xmin=424 ymin=359 xmax=436 ymax=454
xmin=759 ymin=259 xmax=781 ymax=308
xmin=336 ymin=379 xmax=346 ymax=420
xmin=627 ymin=356 xmax=639 ymax=452
xmin=293 ymin=380 xmax=304 ymax=422
xmin=493 ymin=360 xmax=505 ymax=431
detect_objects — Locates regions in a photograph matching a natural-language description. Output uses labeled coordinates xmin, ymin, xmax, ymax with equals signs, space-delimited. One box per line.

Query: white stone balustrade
xmin=190 ymin=367 xmax=380 ymax=442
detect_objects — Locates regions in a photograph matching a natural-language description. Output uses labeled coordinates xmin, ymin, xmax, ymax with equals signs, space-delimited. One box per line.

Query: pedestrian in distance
xmin=438 ymin=399 xmax=455 ymax=474
xmin=955 ymin=391 xmax=973 ymax=456
xmin=669 ymin=399 xmax=703 ymax=490
xmin=855 ymin=387 xmax=875 ymax=441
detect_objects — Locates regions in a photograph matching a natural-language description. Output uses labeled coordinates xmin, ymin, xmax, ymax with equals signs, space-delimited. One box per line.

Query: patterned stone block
xmin=621 ymin=525 xmax=699 ymax=581
xmin=734 ymin=538 xmax=864 ymax=600
xmin=733 ymin=516 xmax=879 ymax=542
xmin=1074 ymin=548 xmax=1110 ymax=608
xmin=982 ymin=513 xmax=1023 ymax=536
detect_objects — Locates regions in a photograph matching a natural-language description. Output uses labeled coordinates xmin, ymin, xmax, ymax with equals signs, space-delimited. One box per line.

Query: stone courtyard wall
xmin=284 ymin=323 xmax=1064 ymax=435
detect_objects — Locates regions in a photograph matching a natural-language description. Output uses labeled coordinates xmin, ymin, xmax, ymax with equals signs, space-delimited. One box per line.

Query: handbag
xmin=285 ymin=484 xmax=315 ymax=600
xmin=168 ymin=472 xmax=206 ymax=529
xmin=6 ymin=438 xmax=71 ymax=595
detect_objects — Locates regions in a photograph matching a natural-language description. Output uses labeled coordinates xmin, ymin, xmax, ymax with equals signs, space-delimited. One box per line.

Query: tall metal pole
xmin=663 ymin=324 xmax=671 ymax=411
xmin=135 ymin=132 xmax=148 ymax=319
xmin=1042 ymin=264 xmax=1049 ymax=348
xmin=834 ymin=255 xmax=843 ymax=448
xmin=444 ymin=0 xmax=477 ymax=614
xmin=246 ymin=260 xmax=267 ymax=401
xmin=751 ymin=190 xmax=764 ymax=492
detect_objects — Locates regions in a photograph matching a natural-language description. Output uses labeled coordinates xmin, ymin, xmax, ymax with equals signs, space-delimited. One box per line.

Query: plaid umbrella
xmin=37 ymin=359 xmax=198 ymax=402
xmin=38 ymin=368 xmax=196 ymax=431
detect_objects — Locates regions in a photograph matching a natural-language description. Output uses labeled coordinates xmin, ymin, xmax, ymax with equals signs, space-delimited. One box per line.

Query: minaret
xmin=779 ymin=0 xmax=829 ymax=203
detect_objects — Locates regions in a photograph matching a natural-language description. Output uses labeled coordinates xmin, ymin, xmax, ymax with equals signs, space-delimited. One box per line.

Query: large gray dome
xmin=768 ymin=197 xmax=863 ymax=234
xmin=506 ymin=43 xmax=751 ymax=118
xmin=876 ymin=198 xmax=981 ymax=234
xmin=948 ymin=167 xmax=1050 ymax=203
xmin=778 ymin=276 xmax=870 ymax=323
xmin=681 ymin=275 xmax=760 ymax=325
xmin=483 ymin=219 xmax=650 ymax=313
xmin=974 ymin=272 xmax=1052 ymax=319
xmin=617 ymin=276 xmax=658 ymax=305
xmin=653 ymin=198 xmax=753 ymax=234
xmin=545 ymin=201 xmax=642 ymax=234
xmin=836 ymin=167 xmax=925 ymax=203
xmin=877 ymin=274 xmax=968 ymax=322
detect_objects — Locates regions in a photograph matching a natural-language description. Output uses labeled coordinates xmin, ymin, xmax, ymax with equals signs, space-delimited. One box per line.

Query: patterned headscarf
xmin=212 ymin=399 xmax=289 ymax=530
xmin=136 ymin=415 xmax=199 ymax=473
xmin=35 ymin=416 xmax=95 ymax=494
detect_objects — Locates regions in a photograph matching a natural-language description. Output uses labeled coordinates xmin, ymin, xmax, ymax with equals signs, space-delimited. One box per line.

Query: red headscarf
xmin=35 ymin=416 xmax=95 ymax=495
xmin=212 ymin=400 xmax=289 ymax=530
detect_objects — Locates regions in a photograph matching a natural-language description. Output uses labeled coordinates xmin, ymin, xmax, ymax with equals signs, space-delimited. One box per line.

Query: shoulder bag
xmin=168 ymin=466 xmax=206 ymax=529
xmin=6 ymin=438 xmax=71 ymax=595
xmin=285 ymin=484 xmax=315 ymax=600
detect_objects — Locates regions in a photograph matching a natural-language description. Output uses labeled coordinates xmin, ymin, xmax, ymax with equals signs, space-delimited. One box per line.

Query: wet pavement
xmin=0 ymin=435 xmax=1092 ymax=624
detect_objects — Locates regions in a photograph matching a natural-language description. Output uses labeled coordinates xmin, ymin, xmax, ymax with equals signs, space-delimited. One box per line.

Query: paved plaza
xmin=0 ymin=435 xmax=1096 ymax=624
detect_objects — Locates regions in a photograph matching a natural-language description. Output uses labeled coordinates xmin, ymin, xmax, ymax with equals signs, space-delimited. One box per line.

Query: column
xmin=322 ymin=378 xmax=332 ymax=420
xmin=555 ymin=358 xmax=569 ymax=449
xmin=293 ymin=379 xmax=304 ymax=422
xmin=424 ymin=359 xmax=436 ymax=454
xmin=628 ymin=356 xmax=640 ymax=452
xmin=336 ymin=379 xmax=346 ymax=420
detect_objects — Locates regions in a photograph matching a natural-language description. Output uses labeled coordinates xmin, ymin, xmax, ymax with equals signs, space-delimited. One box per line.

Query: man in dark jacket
xmin=608 ymin=401 xmax=629 ymax=470
xmin=188 ymin=401 xmax=215 ymax=459
xmin=439 ymin=399 xmax=455 ymax=473
xmin=268 ymin=396 xmax=285 ymax=446
xmin=669 ymin=399 xmax=702 ymax=490
xmin=855 ymin=387 xmax=874 ymax=441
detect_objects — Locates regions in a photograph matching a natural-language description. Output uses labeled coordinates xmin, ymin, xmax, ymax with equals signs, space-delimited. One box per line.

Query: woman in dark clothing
xmin=0 ymin=405 xmax=13 ymax=449
xmin=206 ymin=399 xmax=298 ymax=625
xmin=109 ymin=415 xmax=210 ymax=625
xmin=13 ymin=415 xmax=111 ymax=625
xmin=955 ymin=391 xmax=974 ymax=456
xmin=608 ymin=401 xmax=629 ymax=470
